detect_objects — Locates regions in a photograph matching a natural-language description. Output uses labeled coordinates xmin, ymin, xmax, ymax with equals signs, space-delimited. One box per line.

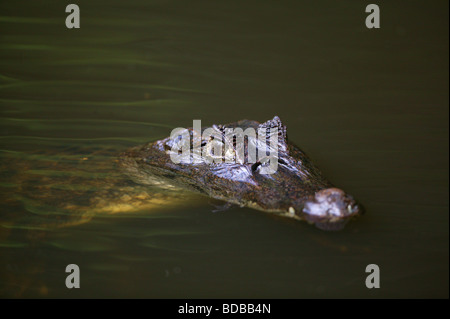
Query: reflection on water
xmin=0 ymin=0 xmax=448 ymax=298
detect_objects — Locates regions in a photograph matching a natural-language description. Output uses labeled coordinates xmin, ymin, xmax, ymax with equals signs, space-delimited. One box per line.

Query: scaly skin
xmin=119 ymin=116 xmax=363 ymax=230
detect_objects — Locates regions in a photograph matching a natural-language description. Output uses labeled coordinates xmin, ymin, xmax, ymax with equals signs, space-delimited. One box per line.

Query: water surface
xmin=0 ymin=0 xmax=448 ymax=298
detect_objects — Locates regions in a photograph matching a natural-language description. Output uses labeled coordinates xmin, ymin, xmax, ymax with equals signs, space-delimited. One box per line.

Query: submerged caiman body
xmin=119 ymin=116 xmax=363 ymax=230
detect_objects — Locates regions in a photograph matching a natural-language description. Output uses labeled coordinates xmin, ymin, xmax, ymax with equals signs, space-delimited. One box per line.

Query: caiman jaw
xmin=300 ymin=188 xmax=363 ymax=230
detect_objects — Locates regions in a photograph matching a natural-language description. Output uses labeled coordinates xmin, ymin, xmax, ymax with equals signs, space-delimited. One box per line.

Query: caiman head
xmin=119 ymin=116 xmax=364 ymax=231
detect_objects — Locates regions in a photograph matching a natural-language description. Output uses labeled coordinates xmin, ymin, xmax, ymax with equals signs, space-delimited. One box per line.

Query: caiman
xmin=119 ymin=116 xmax=363 ymax=230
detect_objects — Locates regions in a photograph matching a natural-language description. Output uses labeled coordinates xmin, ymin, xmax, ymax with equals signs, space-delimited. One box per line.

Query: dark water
xmin=0 ymin=0 xmax=448 ymax=298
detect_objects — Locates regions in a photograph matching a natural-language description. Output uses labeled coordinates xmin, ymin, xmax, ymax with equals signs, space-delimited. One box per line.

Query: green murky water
xmin=0 ymin=0 xmax=448 ymax=298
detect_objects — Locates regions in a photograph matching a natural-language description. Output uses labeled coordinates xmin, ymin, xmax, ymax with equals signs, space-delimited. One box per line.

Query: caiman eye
xmin=251 ymin=162 xmax=261 ymax=172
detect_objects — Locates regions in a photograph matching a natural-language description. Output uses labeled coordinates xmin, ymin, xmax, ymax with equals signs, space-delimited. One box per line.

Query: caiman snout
xmin=301 ymin=188 xmax=363 ymax=230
